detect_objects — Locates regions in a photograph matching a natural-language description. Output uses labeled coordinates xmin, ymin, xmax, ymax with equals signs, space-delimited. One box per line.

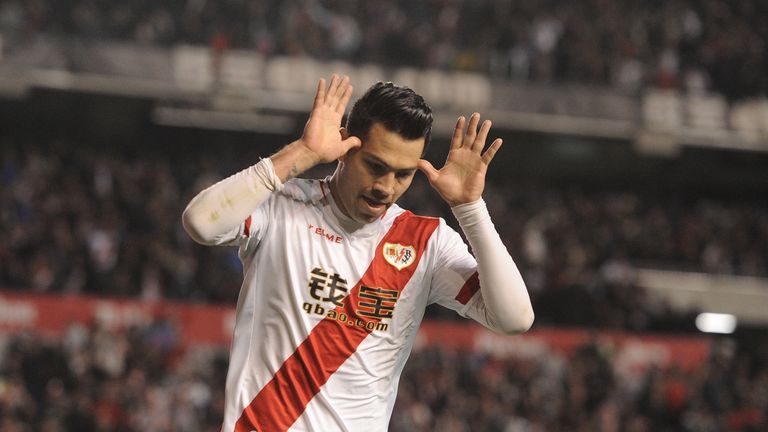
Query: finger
xmin=325 ymin=74 xmax=342 ymax=103
xmin=314 ymin=78 xmax=327 ymax=109
xmin=417 ymin=159 xmax=439 ymax=183
xmin=463 ymin=113 xmax=480 ymax=148
xmin=450 ymin=116 xmax=465 ymax=150
xmin=332 ymin=75 xmax=349 ymax=100
xmin=481 ymin=138 xmax=503 ymax=164
xmin=342 ymin=135 xmax=362 ymax=151
xmin=473 ymin=119 xmax=492 ymax=152
xmin=336 ymin=83 xmax=353 ymax=114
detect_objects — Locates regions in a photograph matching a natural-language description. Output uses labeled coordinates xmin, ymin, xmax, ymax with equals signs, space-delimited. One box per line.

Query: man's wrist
xmin=270 ymin=140 xmax=321 ymax=182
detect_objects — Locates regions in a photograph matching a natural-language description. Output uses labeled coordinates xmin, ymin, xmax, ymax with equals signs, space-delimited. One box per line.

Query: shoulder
xmin=384 ymin=205 xmax=436 ymax=226
xmin=385 ymin=205 xmax=450 ymax=239
xmin=393 ymin=205 xmax=454 ymax=227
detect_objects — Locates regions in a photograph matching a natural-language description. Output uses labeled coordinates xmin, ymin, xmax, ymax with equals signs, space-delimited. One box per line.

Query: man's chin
xmin=355 ymin=207 xmax=386 ymax=224
xmin=357 ymin=198 xmax=388 ymax=222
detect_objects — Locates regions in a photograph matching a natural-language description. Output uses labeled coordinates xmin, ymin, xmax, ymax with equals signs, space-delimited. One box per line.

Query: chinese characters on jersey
xmin=302 ymin=267 xmax=399 ymax=332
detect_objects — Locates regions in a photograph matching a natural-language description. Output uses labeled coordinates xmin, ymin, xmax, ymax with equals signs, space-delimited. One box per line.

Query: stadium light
xmin=695 ymin=312 xmax=737 ymax=334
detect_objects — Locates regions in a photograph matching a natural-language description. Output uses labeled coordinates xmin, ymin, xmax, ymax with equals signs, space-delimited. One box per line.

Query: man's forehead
xmin=360 ymin=124 xmax=424 ymax=169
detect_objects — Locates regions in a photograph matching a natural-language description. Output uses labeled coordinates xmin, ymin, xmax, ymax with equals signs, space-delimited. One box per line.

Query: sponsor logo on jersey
xmin=382 ymin=243 xmax=416 ymax=270
xmin=308 ymin=223 xmax=344 ymax=243
xmin=302 ymin=266 xmax=401 ymax=332
xmin=307 ymin=267 xmax=348 ymax=306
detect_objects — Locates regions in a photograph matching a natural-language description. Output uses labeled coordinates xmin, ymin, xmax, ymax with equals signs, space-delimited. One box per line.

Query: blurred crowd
xmin=2 ymin=139 xmax=767 ymax=330
xmin=1 ymin=319 xmax=766 ymax=431
xmin=0 ymin=0 xmax=767 ymax=99
xmin=2 ymin=139 xmax=245 ymax=304
xmin=393 ymin=337 xmax=767 ymax=432
xmin=0 ymin=320 xmax=227 ymax=432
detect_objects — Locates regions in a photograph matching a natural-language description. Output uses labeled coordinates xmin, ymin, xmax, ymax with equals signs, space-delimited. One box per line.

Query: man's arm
xmin=418 ymin=114 xmax=534 ymax=335
xmin=182 ymin=75 xmax=361 ymax=245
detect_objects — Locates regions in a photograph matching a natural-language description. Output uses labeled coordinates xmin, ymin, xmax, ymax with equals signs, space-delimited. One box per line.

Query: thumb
xmin=342 ymin=136 xmax=362 ymax=151
xmin=417 ymin=159 xmax=439 ymax=183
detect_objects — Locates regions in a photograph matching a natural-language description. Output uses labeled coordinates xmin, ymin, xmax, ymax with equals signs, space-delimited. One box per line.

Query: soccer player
xmin=182 ymin=75 xmax=534 ymax=431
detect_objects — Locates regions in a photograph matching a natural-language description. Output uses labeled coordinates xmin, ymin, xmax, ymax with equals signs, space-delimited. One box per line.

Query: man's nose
xmin=372 ymin=173 xmax=395 ymax=199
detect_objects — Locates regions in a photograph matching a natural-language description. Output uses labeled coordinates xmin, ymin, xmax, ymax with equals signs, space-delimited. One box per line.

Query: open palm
xmin=300 ymin=75 xmax=361 ymax=164
xmin=418 ymin=113 xmax=503 ymax=207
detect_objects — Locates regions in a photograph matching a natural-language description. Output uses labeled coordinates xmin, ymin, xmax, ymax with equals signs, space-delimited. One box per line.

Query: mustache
xmin=363 ymin=195 xmax=388 ymax=205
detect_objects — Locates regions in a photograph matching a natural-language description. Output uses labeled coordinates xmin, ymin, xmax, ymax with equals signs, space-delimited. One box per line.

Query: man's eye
xmin=396 ymin=171 xmax=412 ymax=179
xmin=368 ymin=163 xmax=386 ymax=174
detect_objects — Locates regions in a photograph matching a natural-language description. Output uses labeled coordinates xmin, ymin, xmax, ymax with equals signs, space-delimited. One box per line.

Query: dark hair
xmin=346 ymin=82 xmax=433 ymax=154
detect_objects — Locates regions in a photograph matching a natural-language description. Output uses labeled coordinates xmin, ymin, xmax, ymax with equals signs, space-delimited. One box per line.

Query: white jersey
xmin=217 ymin=178 xmax=490 ymax=432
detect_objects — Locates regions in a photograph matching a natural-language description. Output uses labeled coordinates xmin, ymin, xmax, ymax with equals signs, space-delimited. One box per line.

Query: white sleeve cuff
xmin=451 ymin=198 xmax=490 ymax=231
xmin=255 ymin=157 xmax=284 ymax=192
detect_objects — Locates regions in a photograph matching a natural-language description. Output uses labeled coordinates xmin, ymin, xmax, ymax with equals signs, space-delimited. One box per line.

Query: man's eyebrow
xmin=363 ymin=154 xmax=391 ymax=168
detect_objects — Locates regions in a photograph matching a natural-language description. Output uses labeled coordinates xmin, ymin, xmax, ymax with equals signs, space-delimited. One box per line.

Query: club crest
xmin=383 ymin=243 xmax=416 ymax=270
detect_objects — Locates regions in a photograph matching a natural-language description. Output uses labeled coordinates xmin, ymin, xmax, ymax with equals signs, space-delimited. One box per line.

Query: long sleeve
xmin=182 ymin=158 xmax=283 ymax=245
xmin=452 ymin=199 xmax=534 ymax=335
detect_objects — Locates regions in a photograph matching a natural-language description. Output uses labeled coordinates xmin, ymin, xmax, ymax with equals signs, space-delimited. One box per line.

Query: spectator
xmin=1 ymin=0 xmax=766 ymax=98
xmin=1 ymin=138 xmax=766 ymax=331
xmin=2 ymin=320 xmax=766 ymax=431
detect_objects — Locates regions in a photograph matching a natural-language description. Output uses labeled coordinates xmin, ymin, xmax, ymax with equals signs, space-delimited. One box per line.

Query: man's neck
xmin=327 ymin=174 xmax=366 ymax=232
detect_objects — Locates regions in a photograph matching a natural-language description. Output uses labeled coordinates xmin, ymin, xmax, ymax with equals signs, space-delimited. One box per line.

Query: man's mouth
xmin=361 ymin=196 xmax=387 ymax=209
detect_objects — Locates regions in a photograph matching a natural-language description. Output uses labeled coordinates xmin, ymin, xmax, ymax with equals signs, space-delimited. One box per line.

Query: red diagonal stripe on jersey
xmin=234 ymin=212 xmax=439 ymax=432
xmin=455 ymin=271 xmax=480 ymax=305
xmin=243 ymin=216 xmax=252 ymax=237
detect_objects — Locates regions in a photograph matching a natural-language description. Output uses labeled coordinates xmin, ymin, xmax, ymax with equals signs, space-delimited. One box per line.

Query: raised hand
xmin=299 ymin=74 xmax=361 ymax=164
xmin=417 ymin=113 xmax=503 ymax=207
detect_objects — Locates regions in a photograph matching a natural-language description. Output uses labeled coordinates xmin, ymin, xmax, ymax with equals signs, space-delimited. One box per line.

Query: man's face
xmin=332 ymin=122 xmax=425 ymax=224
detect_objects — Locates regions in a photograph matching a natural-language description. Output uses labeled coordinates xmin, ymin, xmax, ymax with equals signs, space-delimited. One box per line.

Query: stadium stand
xmin=1 ymin=1 xmax=767 ymax=431
xmin=1 ymin=138 xmax=766 ymax=313
xmin=1 ymin=317 xmax=765 ymax=431
xmin=0 ymin=0 xmax=766 ymax=98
